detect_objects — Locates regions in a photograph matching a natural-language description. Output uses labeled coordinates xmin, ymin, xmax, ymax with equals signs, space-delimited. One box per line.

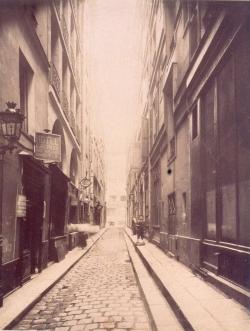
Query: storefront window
xmin=202 ymin=82 xmax=216 ymax=239
xmin=201 ymin=25 xmax=250 ymax=247
xmin=217 ymin=56 xmax=237 ymax=241
xmin=235 ymin=26 xmax=250 ymax=246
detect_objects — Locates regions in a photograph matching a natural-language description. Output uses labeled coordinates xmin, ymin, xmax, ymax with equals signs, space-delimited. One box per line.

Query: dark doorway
xmin=22 ymin=159 xmax=44 ymax=275
xmin=48 ymin=165 xmax=68 ymax=262
xmin=94 ymin=208 xmax=101 ymax=225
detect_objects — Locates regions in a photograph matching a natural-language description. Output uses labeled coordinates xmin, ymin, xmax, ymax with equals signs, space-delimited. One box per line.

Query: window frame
xmin=19 ymin=51 xmax=33 ymax=134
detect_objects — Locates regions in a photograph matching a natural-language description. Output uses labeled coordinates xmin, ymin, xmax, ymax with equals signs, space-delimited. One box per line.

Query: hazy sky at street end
xmin=84 ymin=0 xmax=142 ymax=196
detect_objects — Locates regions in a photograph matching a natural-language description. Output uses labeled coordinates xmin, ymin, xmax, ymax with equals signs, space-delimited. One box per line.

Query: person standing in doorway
xmin=136 ymin=215 xmax=145 ymax=245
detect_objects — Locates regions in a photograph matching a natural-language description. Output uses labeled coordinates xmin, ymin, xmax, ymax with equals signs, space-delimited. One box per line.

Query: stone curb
xmin=124 ymin=228 xmax=194 ymax=331
xmin=123 ymin=232 xmax=157 ymax=331
xmin=4 ymin=228 xmax=108 ymax=330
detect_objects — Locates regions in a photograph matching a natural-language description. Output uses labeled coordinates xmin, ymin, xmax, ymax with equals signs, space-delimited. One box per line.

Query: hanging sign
xmin=35 ymin=132 xmax=61 ymax=162
xmin=16 ymin=194 xmax=27 ymax=218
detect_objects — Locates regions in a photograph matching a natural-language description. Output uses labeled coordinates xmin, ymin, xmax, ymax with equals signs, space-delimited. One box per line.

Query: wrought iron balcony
xmin=62 ymin=89 xmax=69 ymax=120
xmin=50 ymin=62 xmax=61 ymax=101
xmin=61 ymin=14 xmax=69 ymax=51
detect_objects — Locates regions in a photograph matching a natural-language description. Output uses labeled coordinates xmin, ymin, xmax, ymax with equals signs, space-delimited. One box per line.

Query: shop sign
xmin=16 ymin=194 xmax=27 ymax=218
xmin=35 ymin=132 xmax=61 ymax=162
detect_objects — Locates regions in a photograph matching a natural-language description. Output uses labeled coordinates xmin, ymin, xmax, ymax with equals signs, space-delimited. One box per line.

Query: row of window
xmin=146 ymin=1 xmax=215 ymax=151
xmin=141 ymin=20 xmax=250 ymax=247
xmin=51 ymin=7 xmax=82 ymax=141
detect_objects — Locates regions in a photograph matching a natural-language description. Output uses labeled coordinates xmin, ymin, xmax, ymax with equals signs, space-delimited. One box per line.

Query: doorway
xmin=22 ymin=159 xmax=44 ymax=275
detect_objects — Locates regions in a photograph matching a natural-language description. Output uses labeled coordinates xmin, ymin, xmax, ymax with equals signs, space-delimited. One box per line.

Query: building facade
xmin=127 ymin=0 xmax=250 ymax=306
xmin=0 ymin=0 xmax=105 ymax=305
xmin=89 ymin=132 xmax=106 ymax=227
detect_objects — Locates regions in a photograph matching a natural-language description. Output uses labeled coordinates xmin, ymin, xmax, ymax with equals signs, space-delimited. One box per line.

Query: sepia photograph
xmin=0 ymin=0 xmax=249 ymax=330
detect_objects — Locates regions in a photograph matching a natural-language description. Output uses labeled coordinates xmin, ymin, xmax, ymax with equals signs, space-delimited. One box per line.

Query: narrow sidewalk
xmin=125 ymin=228 xmax=250 ymax=331
xmin=0 ymin=228 xmax=106 ymax=330
xmin=124 ymin=233 xmax=183 ymax=331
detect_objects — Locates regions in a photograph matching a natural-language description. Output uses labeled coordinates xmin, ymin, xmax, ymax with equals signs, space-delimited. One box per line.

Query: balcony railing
xmin=62 ymin=89 xmax=69 ymax=120
xmin=62 ymin=14 xmax=69 ymax=51
xmin=50 ymin=62 xmax=61 ymax=101
xmin=54 ymin=0 xmax=60 ymax=19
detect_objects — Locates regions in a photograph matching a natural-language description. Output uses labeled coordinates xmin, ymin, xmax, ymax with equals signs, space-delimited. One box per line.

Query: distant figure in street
xmin=132 ymin=217 xmax=137 ymax=235
xmin=136 ymin=215 xmax=145 ymax=245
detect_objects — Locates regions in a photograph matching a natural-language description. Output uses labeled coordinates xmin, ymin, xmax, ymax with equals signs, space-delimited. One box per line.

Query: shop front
xmin=2 ymin=153 xmax=51 ymax=298
xmin=94 ymin=199 xmax=103 ymax=226
xmin=82 ymin=196 xmax=90 ymax=223
xmin=198 ymin=23 xmax=250 ymax=298
xmin=2 ymin=150 xmax=24 ymax=297
xmin=48 ymin=164 xmax=69 ymax=262
xmin=21 ymin=156 xmax=50 ymax=277
xmin=69 ymin=183 xmax=79 ymax=224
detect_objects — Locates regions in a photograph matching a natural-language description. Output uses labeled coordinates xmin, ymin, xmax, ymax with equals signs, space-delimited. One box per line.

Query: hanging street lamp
xmin=0 ymin=102 xmax=24 ymax=149
xmin=0 ymin=102 xmax=25 ymax=306
xmin=79 ymin=176 xmax=91 ymax=191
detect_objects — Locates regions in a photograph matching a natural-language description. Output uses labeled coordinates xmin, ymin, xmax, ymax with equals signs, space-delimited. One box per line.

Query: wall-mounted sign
xmin=16 ymin=194 xmax=27 ymax=218
xmin=35 ymin=132 xmax=61 ymax=163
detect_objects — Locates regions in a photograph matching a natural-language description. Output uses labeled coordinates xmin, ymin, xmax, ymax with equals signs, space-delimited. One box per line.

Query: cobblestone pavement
xmin=14 ymin=228 xmax=151 ymax=331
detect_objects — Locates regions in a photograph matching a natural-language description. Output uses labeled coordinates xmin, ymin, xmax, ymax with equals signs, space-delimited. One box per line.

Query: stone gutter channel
xmin=123 ymin=230 xmax=185 ymax=331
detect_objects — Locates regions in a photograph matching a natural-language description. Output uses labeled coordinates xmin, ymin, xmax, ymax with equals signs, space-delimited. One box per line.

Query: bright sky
xmin=84 ymin=0 xmax=142 ymax=196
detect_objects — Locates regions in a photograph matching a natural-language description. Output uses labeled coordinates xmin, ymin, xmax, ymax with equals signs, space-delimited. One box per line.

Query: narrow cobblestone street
xmin=14 ymin=228 xmax=151 ymax=331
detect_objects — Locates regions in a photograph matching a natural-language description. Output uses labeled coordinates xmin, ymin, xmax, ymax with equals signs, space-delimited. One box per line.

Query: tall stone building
xmin=89 ymin=132 xmax=106 ymax=227
xmin=0 ymin=0 xmax=105 ymax=305
xmin=127 ymin=0 xmax=250 ymax=306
